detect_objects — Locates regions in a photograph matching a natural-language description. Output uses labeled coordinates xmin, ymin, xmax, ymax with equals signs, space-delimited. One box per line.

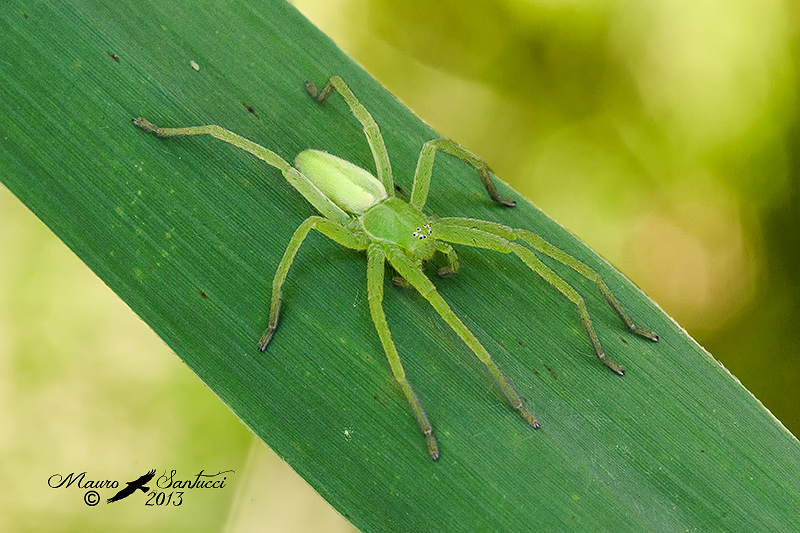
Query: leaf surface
xmin=1 ymin=1 xmax=799 ymax=531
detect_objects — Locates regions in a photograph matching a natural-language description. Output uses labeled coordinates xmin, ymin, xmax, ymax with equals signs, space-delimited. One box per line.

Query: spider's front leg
xmin=391 ymin=241 xmax=459 ymax=288
xmin=513 ymin=229 xmax=659 ymax=342
xmin=385 ymin=245 xmax=540 ymax=429
xmin=367 ymin=245 xmax=439 ymax=460
xmin=410 ymin=138 xmax=517 ymax=210
xmin=432 ymin=218 xmax=659 ymax=375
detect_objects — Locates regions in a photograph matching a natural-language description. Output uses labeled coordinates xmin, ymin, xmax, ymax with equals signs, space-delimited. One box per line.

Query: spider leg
xmin=305 ymin=76 xmax=394 ymax=196
xmin=507 ymin=241 xmax=626 ymax=374
xmin=433 ymin=219 xmax=652 ymax=375
xmin=435 ymin=217 xmax=658 ymax=340
xmin=513 ymin=229 xmax=658 ymax=341
xmin=367 ymin=245 xmax=439 ymax=460
xmin=390 ymin=242 xmax=458 ymax=287
xmin=385 ymin=246 xmax=540 ymax=428
xmin=434 ymin=241 xmax=460 ymax=277
xmin=410 ymin=139 xmax=516 ymax=210
xmin=132 ymin=118 xmax=350 ymax=225
xmin=258 ymin=216 xmax=367 ymax=350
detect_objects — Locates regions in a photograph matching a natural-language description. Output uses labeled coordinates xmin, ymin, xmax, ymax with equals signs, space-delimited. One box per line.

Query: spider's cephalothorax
xmin=133 ymin=75 xmax=658 ymax=461
xmin=360 ymin=198 xmax=436 ymax=261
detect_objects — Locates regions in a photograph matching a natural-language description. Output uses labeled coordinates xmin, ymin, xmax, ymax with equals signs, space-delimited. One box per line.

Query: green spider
xmin=133 ymin=75 xmax=658 ymax=460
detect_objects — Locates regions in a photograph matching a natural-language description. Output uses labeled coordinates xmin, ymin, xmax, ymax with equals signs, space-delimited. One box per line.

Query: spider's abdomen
xmin=360 ymin=198 xmax=436 ymax=261
xmin=295 ymin=149 xmax=387 ymax=215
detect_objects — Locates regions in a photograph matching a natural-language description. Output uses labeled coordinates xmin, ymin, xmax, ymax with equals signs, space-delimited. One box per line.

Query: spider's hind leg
xmin=305 ymin=76 xmax=394 ymax=196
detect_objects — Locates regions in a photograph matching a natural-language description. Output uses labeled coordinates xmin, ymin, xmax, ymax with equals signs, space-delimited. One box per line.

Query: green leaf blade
xmin=2 ymin=1 xmax=799 ymax=531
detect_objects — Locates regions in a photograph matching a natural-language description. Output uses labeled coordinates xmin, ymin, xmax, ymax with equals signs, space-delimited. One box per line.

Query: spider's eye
xmin=412 ymin=224 xmax=432 ymax=240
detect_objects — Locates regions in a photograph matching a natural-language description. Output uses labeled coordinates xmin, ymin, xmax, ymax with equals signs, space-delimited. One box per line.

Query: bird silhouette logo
xmin=107 ymin=469 xmax=156 ymax=503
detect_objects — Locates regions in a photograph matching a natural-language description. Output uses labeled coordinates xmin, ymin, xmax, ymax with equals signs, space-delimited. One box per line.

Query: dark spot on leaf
xmin=244 ymin=103 xmax=259 ymax=118
xmin=620 ymin=336 xmax=628 ymax=345
xmin=517 ymin=339 xmax=525 ymax=347
xmin=546 ymin=366 xmax=558 ymax=380
xmin=107 ymin=51 xmax=120 ymax=62
xmin=532 ymin=369 xmax=540 ymax=377
xmin=372 ymin=394 xmax=386 ymax=407
xmin=199 ymin=290 xmax=208 ymax=299
xmin=23 ymin=12 xmax=29 ymax=19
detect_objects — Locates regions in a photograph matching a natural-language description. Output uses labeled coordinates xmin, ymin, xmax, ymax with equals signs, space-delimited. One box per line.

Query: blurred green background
xmin=2 ymin=0 xmax=797 ymax=531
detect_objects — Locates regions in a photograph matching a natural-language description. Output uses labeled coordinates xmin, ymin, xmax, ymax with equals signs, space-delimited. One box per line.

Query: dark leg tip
xmin=436 ymin=266 xmax=456 ymax=278
xmin=500 ymin=198 xmax=516 ymax=208
xmin=132 ymin=117 xmax=158 ymax=134
xmin=633 ymin=327 xmax=659 ymax=342
xmin=304 ymin=81 xmax=317 ymax=97
xmin=426 ymin=435 xmax=440 ymax=461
